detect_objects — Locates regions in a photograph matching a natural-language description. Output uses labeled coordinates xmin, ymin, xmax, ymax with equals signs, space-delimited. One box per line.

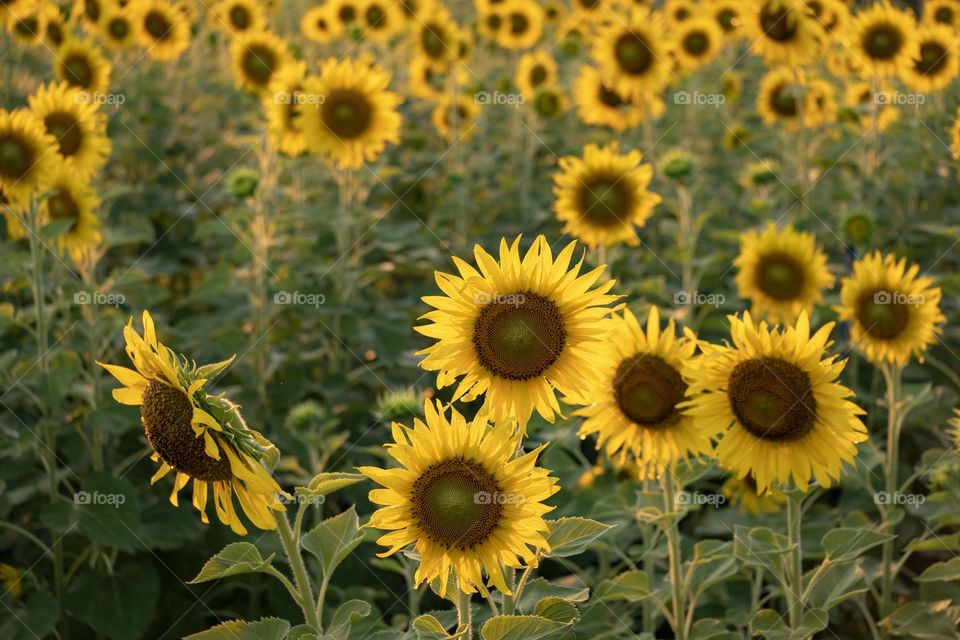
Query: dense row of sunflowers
xmin=2 ymin=0 xmax=960 ymax=637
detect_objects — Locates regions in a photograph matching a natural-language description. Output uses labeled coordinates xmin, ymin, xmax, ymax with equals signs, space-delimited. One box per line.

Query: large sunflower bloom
xmin=129 ymin=0 xmax=192 ymax=60
xmin=359 ymin=400 xmax=558 ymax=597
xmin=230 ymin=29 xmax=291 ymax=94
xmin=416 ymin=235 xmax=618 ymax=430
xmin=591 ymin=6 xmax=672 ymax=103
xmin=0 ymin=109 xmax=57 ymax=202
xmin=900 ymin=23 xmax=959 ymax=93
xmin=577 ymin=306 xmax=712 ymax=479
xmin=684 ymin=312 xmax=866 ymax=493
xmin=849 ymin=1 xmax=919 ymax=78
xmin=98 ymin=311 xmax=286 ymax=535
xmin=28 ymin=81 xmax=111 ymax=181
xmin=835 ymin=252 xmax=944 ymax=367
xmin=743 ymin=0 xmax=824 ymax=65
xmin=54 ymin=38 xmax=113 ymax=95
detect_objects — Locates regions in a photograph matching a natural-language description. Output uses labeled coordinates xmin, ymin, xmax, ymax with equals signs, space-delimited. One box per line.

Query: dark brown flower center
xmin=916 ymin=41 xmax=948 ymax=76
xmin=46 ymin=22 xmax=65 ymax=46
xmin=728 ymin=357 xmax=817 ymax=442
xmin=755 ymin=251 xmax=805 ymax=300
xmin=770 ymin=82 xmax=798 ymax=117
xmin=229 ymin=5 xmax=250 ymax=30
xmin=856 ymin=289 xmax=910 ymax=340
xmin=934 ymin=7 xmax=954 ymax=24
xmin=144 ymin=10 xmax=172 ymax=41
xmin=412 ymin=458 xmax=503 ymax=550
xmin=717 ymin=8 xmax=737 ymax=32
xmin=683 ymin=30 xmax=709 ymax=56
xmin=47 ymin=187 xmax=79 ymax=228
xmin=614 ymin=32 xmax=653 ymax=74
xmin=530 ymin=64 xmax=548 ymax=87
xmin=44 ymin=112 xmax=83 ymax=157
xmin=473 ymin=292 xmax=566 ymax=381
xmin=421 ymin=23 xmax=446 ymax=58
xmin=864 ymin=23 xmax=903 ymax=59
xmin=242 ymin=44 xmax=277 ymax=86
xmin=366 ymin=4 xmax=386 ymax=28
xmin=0 ymin=134 xmax=33 ymax=180
xmin=321 ymin=89 xmax=373 ymax=138
xmin=759 ymin=3 xmax=797 ymax=43
xmin=62 ymin=54 xmax=94 ymax=89
xmin=579 ymin=177 xmax=632 ymax=226
xmin=614 ymin=354 xmax=686 ymax=427
xmin=509 ymin=11 xmax=529 ymax=35
xmin=108 ymin=17 xmax=130 ymax=40
xmin=141 ymin=381 xmax=232 ymax=481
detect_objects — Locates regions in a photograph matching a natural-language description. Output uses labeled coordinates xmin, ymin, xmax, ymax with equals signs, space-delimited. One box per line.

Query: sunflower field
xmin=4 ymin=0 xmax=960 ymax=638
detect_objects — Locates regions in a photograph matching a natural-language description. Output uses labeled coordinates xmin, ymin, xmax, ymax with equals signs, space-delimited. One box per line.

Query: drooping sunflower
xmin=98 ymin=6 xmax=137 ymax=50
xmin=849 ymin=1 xmax=919 ymax=78
xmin=297 ymin=57 xmax=403 ymax=169
xmin=721 ymin=473 xmax=787 ymax=515
xmin=572 ymin=65 xmax=646 ymax=131
xmin=552 ymin=141 xmax=660 ymax=249
xmin=0 ymin=109 xmax=57 ymax=202
xmin=301 ymin=4 xmax=343 ymax=43
xmin=672 ymin=16 xmax=724 ymax=71
xmin=924 ymin=0 xmax=960 ymax=30
xmin=744 ymin=0 xmax=824 ymax=65
xmin=684 ymin=312 xmax=867 ymax=493
xmin=230 ymin=29 xmax=291 ymax=93
xmin=515 ymin=50 xmax=557 ymax=102
xmin=209 ymin=0 xmax=265 ymax=36
xmin=359 ymin=400 xmax=558 ymax=597
xmin=576 ymin=306 xmax=711 ymax=479
xmin=54 ymin=38 xmax=113 ymax=95
xmin=416 ymin=235 xmax=618 ymax=430
xmin=835 ymin=252 xmax=945 ymax=367
xmin=129 ymin=0 xmax=191 ymax=60
xmin=735 ymin=223 xmax=835 ymax=323
xmin=591 ymin=7 xmax=671 ymax=102
xmin=708 ymin=0 xmax=744 ymax=38
xmin=28 ymin=81 xmax=112 ymax=181
xmin=38 ymin=167 xmax=102 ymax=261
xmin=430 ymin=93 xmax=480 ymax=142
xmin=756 ymin=66 xmax=803 ymax=129
xmin=263 ymin=61 xmax=310 ymax=157
xmin=843 ymin=80 xmax=899 ymax=132
xmin=900 ymin=23 xmax=960 ymax=93
xmin=98 ymin=311 xmax=286 ymax=535
xmin=358 ymin=0 xmax=402 ymax=41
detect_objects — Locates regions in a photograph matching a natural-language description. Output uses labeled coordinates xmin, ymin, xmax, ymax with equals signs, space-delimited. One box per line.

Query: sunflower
xmin=756 ymin=66 xmax=804 ymax=129
xmin=0 ymin=109 xmax=57 ymax=202
xmin=802 ymin=75 xmax=837 ymax=127
xmin=532 ymin=86 xmax=568 ymax=119
xmin=39 ymin=2 xmax=68 ymax=48
xmin=835 ymin=252 xmax=944 ymax=367
xmin=413 ymin=5 xmax=458 ymax=66
xmin=297 ymin=57 xmax=402 ymax=169
xmin=568 ymin=0 xmax=607 ymax=26
xmin=543 ymin=0 xmax=564 ymax=25
xmin=98 ymin=6 xmax=137 ymax=49
xmin=54 ymin=38 xmax=113 ymax=95
xmin=230 ymin=29 xmax=290 ymax=93
xmin=743 ymin=0 xmax=823 ymax=65
xmin=721 ymin=473 xmax=787 ymax=515
xmin=849 ymin=1 xmax=919 ymax=78
xmin=806 ymin=0 xmax=848 ymax=35
xmin=924 ymin=0 xmax=960 ymax=30
xmin=900 ymin=23 xmax=960 ymax=93
xmin=735 ymin=223 xmax=834 ymax=323
xmin=263 ymin=61 xmax=310 ymax=156
xmin=6 ymin=5 xmax=46 ymax=47
xmin=552 ymin=141 xmax=660 ymax=249
xmin=572 ymin=65 xmax=646 ymax=131
xmin=591 ymin=7 xmax=671 ymax=103
xmin=209 ymin=0 xmax=265 ymax=35
xmin=709 ymin=0 xmax=744 ymax=38
xmin=952 ymin=107 xmax=960 ymax=159
xmin=0 ymin=0 xmax=36 ymax=27
xmin=825 ymin=47 xmax=858 ymax=78
xmin=576 ymin=306 xmax=711 ymax=479
xmin=129 ymin=0 xmax=191 ymax=60
xmin=843 ymin=80 xmax=898 ymax=132
xmin=515 ymin=50 xmax=557 ymax=102
xmin=358 ymin=400 xmax=558 ymax=597
xmin=38 ymin=166 xmax=102 ymax=261
xmin=98 ymin=311 xmax=286 ymax=535
xmin=672 ymin=16 xmax=724 ymax=71
xmin=74 ymin=0 xmax=111 ymax=31
xmin=684 ymin=312 xmax=866 ymax=493
xmin=664 ymin=0 xmax=695 ymax=24
xmin=495 ymin=0 xmax=543 ymax=50
xmin=358 ymin=0 xmax=402 ymax=41
xmin=301 ymin=4 xmax=343 ymax=43
xmin=28 ymin=81 xmax=111 ymax=181
xmin=431 ymin=93 xmax=480 ymax=142
xmin=407 ymin=54 xmax=461 ymax=100
xmin=416 ymin=235 xmax=618 ymax=430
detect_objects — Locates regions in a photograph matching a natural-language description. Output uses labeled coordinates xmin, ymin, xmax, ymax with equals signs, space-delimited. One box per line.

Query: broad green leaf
xmin=734 ymin=526 xmax=789 ymax=584
xmin=480 ymin=615 xmax=570 ymax=640
xmin=690 ymin=618 xmax=739 ymax=640
xmin=287 ymin=624 xmax=320 ymax=640
xmin=687 ymin=540 xmax=737 ymax=595
xmin=75 ymin=473 xmax=141 ymax=552
xmin=544 ymin=517 xmax=614 ymax=557
xmin=412 ymin=614 xmax=451 ymax=640
xmin=301 ymin=507 xmax=363 ymax=577
xmin=331 ymin=599 xmax=373 ymax=628
xmin=907 ymin=533 xmax=960 ymax=553
xmin=749 ymin=608 xmax=828 ymax=640
xmin=533 ymin=597 xmax=579 ymax=623
xmin=595 ymin=570 xmax=651 ymax=602
xmin=917 ymin=558 xmax=960 ymax=582
xmin=188 ymin=542 xmax=275 ymax=583
xmin=0 ymin=590 xmax=59 ymax=640
xmin=822 ymin=528 xmax=893 ymax=563
xmin=806 ymin=562 xmax=868 ymax=610
xmin=881 ymin=601 xmax=960 ymax=639
xmin=66 ymin=562 xmax=159 ymax=640
xmin=516 ymin=577 xmax=589 ymax=612
xmin=306 ymin=472 xmax=365 ymax=496
xmin=183 ymin=617 xmax=290 ymax=640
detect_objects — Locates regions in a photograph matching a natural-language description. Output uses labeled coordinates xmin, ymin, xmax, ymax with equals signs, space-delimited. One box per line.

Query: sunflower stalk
xmin=784 ymin=486 xmax=805 ymax=630
xmin=456 ymin=589 xmax=473 ymax=640
xmin=879 ymin=363 xmax=905 ymax=627
xmin=662 ymin=469 xmax=687 ymax=640
xmin=273 ymin=510 xmax=323 ymax=631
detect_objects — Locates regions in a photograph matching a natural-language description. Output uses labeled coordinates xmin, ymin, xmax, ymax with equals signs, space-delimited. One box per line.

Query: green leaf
xmin=480 ymin=615 xmax=570 ymax=640
xmin=734 ymin=526 xmax=790 ymax=584
xmin=287 ymin=625 xmax=320 ymax=640
xmin=0 ymin=590 xmax=59 ymax=640
xmin=66 ymin=562 xmax=159 ymax=640
xmin=516 ymin=577 xmax=589 ymax=612
xmin=195 ymin=355 xmax=236 ymax=379
xmin=183 ymin=617 xmax=291 ymax=640
xmin=595 ymin=570 xmax=651 ymax=602
xmin=533 ymin=597 xmax=579 ymax=623
xmin=907 ymin=532 xmax=960 ymax=552
xmin=301 ymin=507 xmax=363 ymax=577
xmin=544 ymin=517 xmax=615 ymax=557
xmin=331 ymin=599 xmax=373 ymax=628
xmin=188 ymin=542 xmax=275 ymax=583
xmin=917 ymin=558 xmax=960 ymax=582
xmin=749 ymin=608 xmax=828 ymax=640
xmin=75 ymin=473 xmax=142 ymax=552
xmin=806 ymin=562 xmax=868 ymax=610
xmin=690 ymin=618 xmax=739 ymax=640
xmin=40 ymin=218 xmax=75 ymax=239
xmin=412 ymin=614 xmax=451 ymax=640
xmin=306 ymin=472 xmax=366 ymax=496
xmin=822 ymin=527 xmax=893 ymax=563
xmin=687 ymin=540 xmax=737 ymax=595
xmin=881 ymin=601 xmax=960 ymax=639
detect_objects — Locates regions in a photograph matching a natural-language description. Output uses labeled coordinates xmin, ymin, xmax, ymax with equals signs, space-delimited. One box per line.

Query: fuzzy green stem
xmin=662 ymin=471 xmax=686 ymax=640
xmin=785 ymin=489 xmax=804 ymax=630
xmin=274 ymin=511 xmax=322 ymax=631
xmin=456 ymin=589 xmax=473 ymax=640
xmin=879 ymin=364 xmax=903 ymax=631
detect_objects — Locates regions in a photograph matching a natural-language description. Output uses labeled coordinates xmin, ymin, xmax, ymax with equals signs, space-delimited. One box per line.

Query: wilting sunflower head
xmin=297 ymin=57 xmax=403 ymax=169
xmin=0 ymin=109 xmax=57 ymax=202
xmin=901 ymin=23 xmax=960 ymax=93
xmin=28 ymin=81 xmax=112 ymax=181
xmin=735 ymin=223 xmax=835 ymax=324
xmin=591 ymin=7 xmax=671 ymax=103
xmin=850 ymin=1 xmax=919 ymax=78
xmin=745 ymin=0 xmax=824 ymax=65
xmin=577 ymin=306 xmax=712 ymax=479
xmin=684 ymin=311 xmax=867 ymax=493
xmin=416 ymin=235 xmax=619 ymax=430
xmin=98 ymin=310 xmax=286 ymax=535
xmin=230 ymin=29 xmax=291 ymax=93
xmin=836 ymin=252 xmax=945 ymax=367
xmin=553 ymin=141 xmax=662 ymax=248
xmin=359 ymin=400 xmax=558 ymax=597
xmin=721 ymin=473 xmax=787 ymax=515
